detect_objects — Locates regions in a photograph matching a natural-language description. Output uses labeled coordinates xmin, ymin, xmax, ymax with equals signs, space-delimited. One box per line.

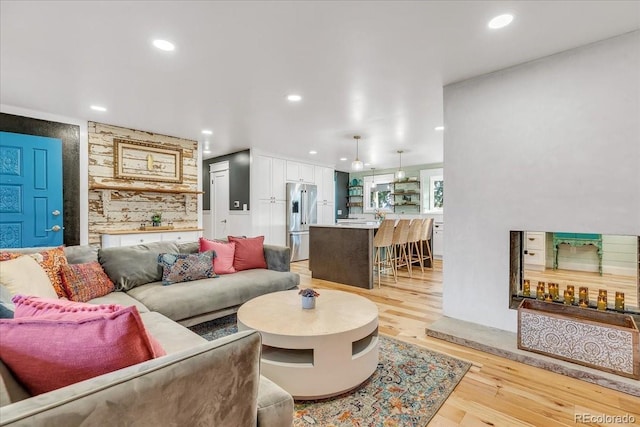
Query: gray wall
xmin=335 ymin=171 xmax=349 ymax=219
xmin=202 ymin=150 xmax=250 ymax=211
xmin=443 ymin=31 xmax=640 ymax=332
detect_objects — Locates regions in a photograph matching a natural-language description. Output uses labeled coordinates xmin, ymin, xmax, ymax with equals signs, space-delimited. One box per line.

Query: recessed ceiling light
xmin=488 ymin=14 xmax=514 ymax=29
xmin=434 ymin=126 xmax=445 ymax=131
xmin=203 ymin=150 xmax=211 ymax=154
xmin=201 ymin=129 xmax=213 ymax=135
xmin=90 ymin=105 xmax=107 ymax=112
xmin=153 ymin=39 xmax=175 ymax=51
xmin=309 ymin=150 xmax=317 ymax=155
xmin=339 ymin=157 xmax=348 ymax=161
xmin=287 ymin=94 xmax=302 ymax=102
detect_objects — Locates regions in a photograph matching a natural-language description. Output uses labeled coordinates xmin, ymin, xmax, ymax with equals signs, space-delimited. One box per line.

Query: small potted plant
xmin=299 ymin=288 xmax=320 ymax=309
xmin=151 ymin=212 xmax=162 ymax=227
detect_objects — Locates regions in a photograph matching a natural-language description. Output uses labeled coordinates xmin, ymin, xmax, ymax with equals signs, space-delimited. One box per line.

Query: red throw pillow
xmin=199 ymin=238 xmax=236 ymax=274
xmin=227 ymin=236 xmax=267 ymax=271
xmin=0 ymin=299 xmax=166 ymax=395
xmin=60 ymin=261 xmax=115 ymax=302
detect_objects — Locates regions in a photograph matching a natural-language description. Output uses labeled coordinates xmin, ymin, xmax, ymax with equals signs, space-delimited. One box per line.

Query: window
xmin=429 ymin=175 xmax=444 ymax=211
xmin=420 ymin=168 xmax=444 ymax=213
xmin=363 ymin=173 xmax=394 ymax=213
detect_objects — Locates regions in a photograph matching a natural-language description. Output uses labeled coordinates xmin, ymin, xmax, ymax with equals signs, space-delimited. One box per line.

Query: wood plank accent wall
xmin=88 ymin=122 xmax=198 ymax=245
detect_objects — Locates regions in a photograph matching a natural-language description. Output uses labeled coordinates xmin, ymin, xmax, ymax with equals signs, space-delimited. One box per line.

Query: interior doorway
xmin=210 ymin=161 xmax=230 ymax=239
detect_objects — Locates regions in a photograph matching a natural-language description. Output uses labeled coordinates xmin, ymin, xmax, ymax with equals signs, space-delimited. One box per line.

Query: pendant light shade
xmin=395 ymin=150 xmax=405 ymax=179
xmin=371 ymin=167 xmax=376 ymax=188
xmin=351 ymin=136 xmax=364 ymax=171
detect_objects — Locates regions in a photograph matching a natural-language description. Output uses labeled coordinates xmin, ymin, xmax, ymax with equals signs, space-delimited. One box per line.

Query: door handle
xmin=52 ymin=210 xmax=61 ymax=216
xmin=221 ymin=219 xmax=227 ymax=223
xmin=45 ymin=225 xmax=62 ymax=232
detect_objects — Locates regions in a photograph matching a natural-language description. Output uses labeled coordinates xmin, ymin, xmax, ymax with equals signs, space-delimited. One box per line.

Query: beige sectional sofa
xmin=0 ymin=241 xmax=299 ymax=426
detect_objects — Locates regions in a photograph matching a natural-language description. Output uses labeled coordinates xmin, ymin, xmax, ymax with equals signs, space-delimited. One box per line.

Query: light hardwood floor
xmin=291 ymin=260 xmax=640 ymax=426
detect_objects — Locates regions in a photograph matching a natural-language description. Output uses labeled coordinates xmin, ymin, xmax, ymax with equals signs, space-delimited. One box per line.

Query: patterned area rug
xmin=190 ymin=314 xmax=470 ymax=427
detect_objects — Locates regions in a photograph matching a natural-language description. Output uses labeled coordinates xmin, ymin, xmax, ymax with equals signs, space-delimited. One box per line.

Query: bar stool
xmin=420 ymin=218 xmax=434 ymax=269
xmin=407 ymin=219 xmax=424 ymax=274
xmin=392 ymin=219 xmax=412 ymax=278
xmin=373 ymin=219 xmax=396 ymax=287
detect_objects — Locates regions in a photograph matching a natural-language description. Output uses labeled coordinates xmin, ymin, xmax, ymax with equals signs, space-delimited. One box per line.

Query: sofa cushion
xmin=158 ymin=252 xmax=216 ymax=285
xmin=257 ymin=376 xmax=295 ymax=427
xmin=0 ymin=305 xmax=165 ymax=395
xmin=88 ymin=291 xmax=150 ymax=314
xmin=228 ymin=236 xmax=267 ymax=271
xmin=60 ymin=261 xmax=115 ymax=302
xmin=140 ymin=311 xmax=207 ymax=354
xmin=99 ymin=241 xmax=180 ymax=291
xmin=126 ymin=269 xmax=300 ymax=322
xmin=1 ymin=359 xmax=30 ymax=406
xmin=200 ymin=238 xmax=236 ymax=274
xmin=177 ymin=241 xmax=199 ymax=254
xmin=63 ymin=245 xmax=99 ymax=265
xmin=0 ymin=256 xmax=58 ymax=299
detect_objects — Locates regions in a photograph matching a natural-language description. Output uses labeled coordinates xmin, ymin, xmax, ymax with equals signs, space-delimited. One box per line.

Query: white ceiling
xmin=1 ymin=1 xmax=638 ymax=171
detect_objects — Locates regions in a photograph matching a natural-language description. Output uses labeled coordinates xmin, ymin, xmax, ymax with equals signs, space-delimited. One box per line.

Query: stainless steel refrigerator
xmin=286 ymin=183 xmax=317 ymax=261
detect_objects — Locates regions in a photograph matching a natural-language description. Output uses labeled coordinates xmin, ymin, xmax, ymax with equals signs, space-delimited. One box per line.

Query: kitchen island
xmin=309 ymin=223 xmax=379 ymax=289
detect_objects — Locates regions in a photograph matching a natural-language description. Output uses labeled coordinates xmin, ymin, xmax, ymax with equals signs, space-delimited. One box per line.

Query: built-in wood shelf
xmin=102 ymin=227 xmax=203 ymax=235
xmin=89 ymin=184 xmax=203 ymax=194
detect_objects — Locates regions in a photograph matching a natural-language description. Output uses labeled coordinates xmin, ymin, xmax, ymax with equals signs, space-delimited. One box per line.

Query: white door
xmin=210 ymin=168 xmax=230 ymax=239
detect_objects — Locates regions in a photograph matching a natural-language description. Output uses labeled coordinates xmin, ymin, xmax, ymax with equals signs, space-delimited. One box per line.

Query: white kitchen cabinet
xmin=314 ymin=166 xmax=335 ymax=204
xmin=433 ymin=222 xmax=444 ymax=259
xmin=257 ymin=199 xmax=286 ymax=246
xmin=254 ymin=155 xmax=287 ymax=244
xmin=316 ymin=202 xmax=335 ymax=225
xmin=523 ymin=231 xmax=546 ymax=271
xmin=286 ymin=161 xmax=314 ymax=183
xmin=255 ymin=155 xmax=286 ymax=201
xmin=101 ymin=229 xmax=202 ymax=248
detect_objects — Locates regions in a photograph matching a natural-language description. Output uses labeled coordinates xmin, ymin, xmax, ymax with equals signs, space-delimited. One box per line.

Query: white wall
xmin=443 ymin=31 xmax=640 ymax=332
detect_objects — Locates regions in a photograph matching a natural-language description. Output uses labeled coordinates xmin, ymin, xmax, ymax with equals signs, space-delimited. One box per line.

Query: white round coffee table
xmin=237 ymin=289 xmax=379 ymax=399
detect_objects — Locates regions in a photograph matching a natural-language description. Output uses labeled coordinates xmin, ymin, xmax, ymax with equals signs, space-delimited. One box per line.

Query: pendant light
xmin=396 ymin=150 xmax=405 ymax=180
xmin=371 ymin=167 xmax=376 ymax=188
xmin=351 ymin=135 xmax=364 ymax=171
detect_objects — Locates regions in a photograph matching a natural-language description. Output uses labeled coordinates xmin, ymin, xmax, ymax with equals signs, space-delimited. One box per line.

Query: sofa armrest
xmin=264 ymin=245 xmax=291 ymax=272
xmin=0 ymin=331 xmax=262 ymax=427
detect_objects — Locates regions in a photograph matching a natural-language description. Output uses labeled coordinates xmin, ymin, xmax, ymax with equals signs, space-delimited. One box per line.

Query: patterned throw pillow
xmin=158 ymin=251 xmax=217 ymax=285
xmin=59 ymin=262 xmax=115 ymax=302
xmin=37 ymin=247 xmax=68 ymax=298
xmin=0 ymin=253 xmax=21 ymax=262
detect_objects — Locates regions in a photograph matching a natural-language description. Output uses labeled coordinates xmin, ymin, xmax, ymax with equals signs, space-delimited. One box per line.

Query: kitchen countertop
xmin=310 ymin=223 xmax=379 ymax=230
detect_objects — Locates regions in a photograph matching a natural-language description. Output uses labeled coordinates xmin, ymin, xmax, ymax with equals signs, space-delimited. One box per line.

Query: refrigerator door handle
xmin=301 ymin=190 xmax=307 ymax=225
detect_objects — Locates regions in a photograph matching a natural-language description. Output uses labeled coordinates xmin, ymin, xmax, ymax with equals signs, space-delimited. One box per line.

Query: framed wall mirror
xmin=509 ymin=231 xmax=639 ymax=316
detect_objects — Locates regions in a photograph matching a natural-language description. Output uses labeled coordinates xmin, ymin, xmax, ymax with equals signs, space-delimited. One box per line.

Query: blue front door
xmin=0 ymin=132 xmax=64 ymax=248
